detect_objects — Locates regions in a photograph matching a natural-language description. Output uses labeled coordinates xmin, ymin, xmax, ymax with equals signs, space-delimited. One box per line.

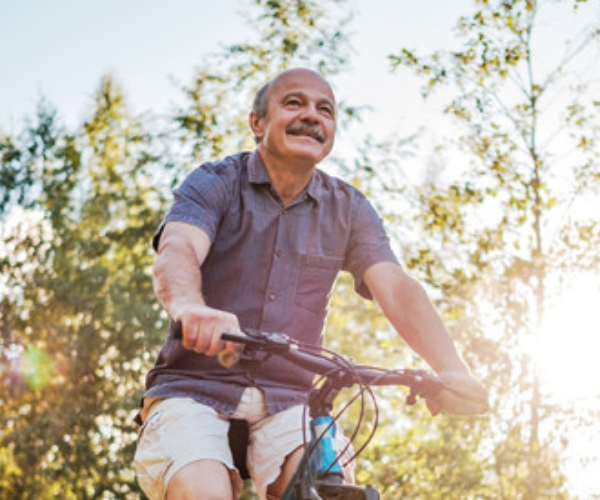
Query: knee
xmin=166 ymin=460 xmax=235 ymax=500
xmin=266 ymin=485 xmax=290 ymax=500
xmin=167 ymin=479 xmax=231 ymax=500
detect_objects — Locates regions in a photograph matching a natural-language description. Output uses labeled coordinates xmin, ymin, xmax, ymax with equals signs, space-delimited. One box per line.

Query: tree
xmin=0 ymin=1 xmax=358 ymax=497
xmin=388 ymin=0 xmax=600 ymax=497
xmin=7 ymin=0 xmax=587 ymax=496
xmin=173 ymin=0 xmax=353 ymax=169
xmin=168 ymin=0 xmax=522 ymax=496
xmin=0 ymin=77 xmax=167 ymax=498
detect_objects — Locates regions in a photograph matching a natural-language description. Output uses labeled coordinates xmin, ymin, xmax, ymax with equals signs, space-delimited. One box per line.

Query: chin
xmin=287 ymin=143 xmax=332 ymax=164
xmin=292 ymin=150 xmax=328 ymax=165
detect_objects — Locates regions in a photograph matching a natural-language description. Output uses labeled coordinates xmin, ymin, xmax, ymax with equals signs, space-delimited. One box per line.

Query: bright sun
xmin=536 ymin=274 xmax=600 ymax=400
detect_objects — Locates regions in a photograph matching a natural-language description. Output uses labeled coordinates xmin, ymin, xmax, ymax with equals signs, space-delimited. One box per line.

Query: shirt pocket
xmin=295 ymin=254 xmax=343 ymax=313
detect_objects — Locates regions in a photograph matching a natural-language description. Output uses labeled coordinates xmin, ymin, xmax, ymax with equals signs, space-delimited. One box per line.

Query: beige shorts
xmin=133 ymin=388 xmax=352 ymax=500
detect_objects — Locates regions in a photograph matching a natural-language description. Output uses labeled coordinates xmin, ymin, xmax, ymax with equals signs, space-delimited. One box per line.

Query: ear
xmin=249 ymin=112 xmax=264 ymax=143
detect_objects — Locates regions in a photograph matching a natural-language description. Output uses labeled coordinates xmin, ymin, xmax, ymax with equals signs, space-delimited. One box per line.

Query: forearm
xmin=365 ymin=263 xmax=469 ymax=374
xmin=153 ymin=223 xmax=210 ymax=319
xmin=365 ymin=262 xmax=488 ymax=415
xmin=387 ymin=278 xmax=468 ymax=374
xmin=154 ymin=249 xmax=204 ymax=318
xmin=152 ymin=222 xmax=241 ymax=358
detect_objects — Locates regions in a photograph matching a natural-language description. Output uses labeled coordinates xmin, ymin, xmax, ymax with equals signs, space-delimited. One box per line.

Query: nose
xmin=298 ymin=102 xmax=320 ymax=123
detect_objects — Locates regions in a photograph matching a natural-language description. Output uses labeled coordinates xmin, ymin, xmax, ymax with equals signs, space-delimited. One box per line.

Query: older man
xmin=133 ymin=68 xmax=488 ymax=500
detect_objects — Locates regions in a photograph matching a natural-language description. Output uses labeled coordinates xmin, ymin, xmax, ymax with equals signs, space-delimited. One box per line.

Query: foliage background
xmin=1 ymin=0 xmax=599 ymax=498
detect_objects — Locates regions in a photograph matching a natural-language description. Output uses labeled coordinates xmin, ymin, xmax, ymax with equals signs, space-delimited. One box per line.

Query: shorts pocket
xmin=133 ymin=409 xmax=170 ymax=500
xmin=295 ymin=254 xmax=343 ymax=313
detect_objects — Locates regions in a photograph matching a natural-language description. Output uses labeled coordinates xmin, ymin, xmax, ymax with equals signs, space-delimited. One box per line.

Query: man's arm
xmin=363 ymin=261 xmax=489 ymax=415
xmin=153 ymin=221 xmax=242 ymax=362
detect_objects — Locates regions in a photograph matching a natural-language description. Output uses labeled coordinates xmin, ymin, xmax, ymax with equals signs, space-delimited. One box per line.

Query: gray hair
xmin=251 ymin=82 xmax=271 ymax=119
xmin=251 ymin=81 xmax=272 ymax=144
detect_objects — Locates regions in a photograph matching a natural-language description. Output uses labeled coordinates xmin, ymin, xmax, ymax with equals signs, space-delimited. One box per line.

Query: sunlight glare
xmin=537 ymin=275 xmax=600 ymax=400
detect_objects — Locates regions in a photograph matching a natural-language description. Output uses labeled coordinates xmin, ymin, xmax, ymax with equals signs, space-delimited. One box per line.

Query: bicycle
xmin=220 ymin=329 xmax=446 ymax=500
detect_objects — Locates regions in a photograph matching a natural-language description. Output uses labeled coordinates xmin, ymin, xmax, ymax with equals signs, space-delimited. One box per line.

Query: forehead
xmin=269 ymin=70 xmax=336 ymax=104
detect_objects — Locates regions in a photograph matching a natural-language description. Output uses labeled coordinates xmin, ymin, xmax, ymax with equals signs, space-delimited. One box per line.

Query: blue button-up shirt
xmin=142 ymin=150 xmax=398 ymax=415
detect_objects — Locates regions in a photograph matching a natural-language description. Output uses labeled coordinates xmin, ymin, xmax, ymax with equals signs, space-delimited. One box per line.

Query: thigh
xmin=167 ymin=459 xmax=234 ymax=500
xmin=247 ymin=404 xmax=309 ymax=499
xmin=248 ymin=405 xmax=356 ymax=499
xmin=133 ymin=397 xmax=242 ymax=500
xmin=264 ymin=445 xmax=305 ymax=499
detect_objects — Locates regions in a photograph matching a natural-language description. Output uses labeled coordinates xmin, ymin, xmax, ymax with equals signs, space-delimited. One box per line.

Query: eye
xmin=285 ymin=98 xmax=302 ymax=107
xmin=319 ymin=105 xmax=334 ymax=117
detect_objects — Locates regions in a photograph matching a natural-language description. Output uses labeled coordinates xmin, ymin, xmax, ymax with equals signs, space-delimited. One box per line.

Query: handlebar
xmin=221 ymin=330 xmax=445 ymax=403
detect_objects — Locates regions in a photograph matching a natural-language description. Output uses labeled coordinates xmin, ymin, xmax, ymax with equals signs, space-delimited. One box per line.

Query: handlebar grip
xmin=171 ymin=322 xmax=240 ymax=368
xmin=171 ymin=320 xmax=183 ymax=338
xmin=221 ymin=332 xmax=252 ymax=344
xmin=172 ymin=323 xmax=245 ymax=343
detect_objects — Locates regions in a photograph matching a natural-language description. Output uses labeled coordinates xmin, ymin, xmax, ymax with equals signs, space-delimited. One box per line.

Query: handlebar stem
xmin=308 ymin=372 xmax=349 ymax=418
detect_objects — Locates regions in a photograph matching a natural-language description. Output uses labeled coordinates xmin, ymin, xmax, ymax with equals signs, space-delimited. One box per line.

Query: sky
xmin=0 ymin=0 xmax=472 ymax=138
xmin=1 ymin=0 xmax=599 ymax=496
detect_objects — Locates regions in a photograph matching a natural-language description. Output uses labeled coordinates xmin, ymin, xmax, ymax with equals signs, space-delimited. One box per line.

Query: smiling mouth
xmin=286 ymin=124 xmax=326 ymax=144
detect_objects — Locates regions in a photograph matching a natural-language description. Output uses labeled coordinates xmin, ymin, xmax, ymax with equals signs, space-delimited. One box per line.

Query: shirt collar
xmin=304 ymin=169 xmax=322 ymax=204
xmin=248 ymin=150 xmax=272 ymax=185
xmin=248 ymin=149 xmax=322 ymax=205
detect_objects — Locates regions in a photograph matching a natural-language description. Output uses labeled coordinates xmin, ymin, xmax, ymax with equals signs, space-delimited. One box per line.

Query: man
xmin=133 ymin=67 xmax=488 ymax=499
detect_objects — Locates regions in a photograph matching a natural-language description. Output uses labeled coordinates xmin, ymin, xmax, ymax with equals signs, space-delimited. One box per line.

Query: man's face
xmin=251 ymin=69 xmax=337 ymax=166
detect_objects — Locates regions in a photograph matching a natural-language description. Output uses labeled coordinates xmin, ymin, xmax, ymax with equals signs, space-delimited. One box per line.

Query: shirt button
xmin=282 ymin=209 xmax=288 ymax=215
xmin=269 ymin=293 xmax=276 ymax=301
xmin=276 ymin=249 xmax=282 ymax=258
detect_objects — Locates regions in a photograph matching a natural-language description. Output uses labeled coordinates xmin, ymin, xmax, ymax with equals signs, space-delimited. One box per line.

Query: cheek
xmin=263 ymin=128 xmax=287 ymax=150
xmin=323 ymin=141 xmax=335 ymax=157
xmin=325 ymin=124 xmax=336 ymax=147
xmin=329 ymin=121 xmax=337 ymax=134
xmin=323 ymin=120 xmax=336 ymax=139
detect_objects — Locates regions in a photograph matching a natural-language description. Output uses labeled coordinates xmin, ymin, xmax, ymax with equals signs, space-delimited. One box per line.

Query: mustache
xmin=286 ymin=122 xmax=326 ymax=143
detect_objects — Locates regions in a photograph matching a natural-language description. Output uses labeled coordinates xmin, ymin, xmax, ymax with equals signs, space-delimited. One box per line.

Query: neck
xmin=258 ymin=149 xmax=315 ymax=205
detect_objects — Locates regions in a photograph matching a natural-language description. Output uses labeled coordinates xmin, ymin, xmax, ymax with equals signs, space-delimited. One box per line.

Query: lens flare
xmin=21 ymin=346 xmax=54 ymax=391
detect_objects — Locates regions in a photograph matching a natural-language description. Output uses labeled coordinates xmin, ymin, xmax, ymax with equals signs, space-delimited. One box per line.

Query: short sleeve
xmin=153 ymin=164 xmax=231 ymax=251
xmin=343 ymin=193 xmax=399 ymax=299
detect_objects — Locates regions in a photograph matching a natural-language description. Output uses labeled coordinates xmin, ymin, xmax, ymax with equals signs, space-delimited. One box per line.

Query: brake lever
xmin=221 ymin=330 xmax=291 ymax=352
xmin=404 ymin=369 xmax=447 ymax=406
xmin=221 ymin=330 xmax=293 ymax=370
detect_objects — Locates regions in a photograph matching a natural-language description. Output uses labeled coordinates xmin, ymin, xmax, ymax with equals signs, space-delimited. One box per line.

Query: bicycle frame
xmin=221 ymin=330 xmax=444 ymax=500
xmin=281 ymin=379 xmax=381 ymax=500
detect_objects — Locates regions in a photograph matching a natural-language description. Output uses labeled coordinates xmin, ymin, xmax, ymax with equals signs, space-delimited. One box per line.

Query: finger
xmin=205 ymin=330 xmax=226 ymax=357
xmin=426 ymin=395 xmax=443 ymax=416
xmin=438 ymin=373 xmax=489 ymax=411
xmin=445 ymin=383 xmax=488 ymax=402
xmin=446 ymin=386 xmax=490 ymax=413
xmin=439 ymin=390 xmax=489 ymax=416
xmin=218 ymin=349 xmax=240 ymax=368
xmin=192 ymin=327 xmax=212 ymax=353
xmin=215 ymin=336 xmax=244 ymax=368
xmin=181 ymin=322 xmax=199 ymax=350
xmin=224 ymin=337 xmax=245 ymax=355
xmin=461 ymin=397 xmax=490 ymax=414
